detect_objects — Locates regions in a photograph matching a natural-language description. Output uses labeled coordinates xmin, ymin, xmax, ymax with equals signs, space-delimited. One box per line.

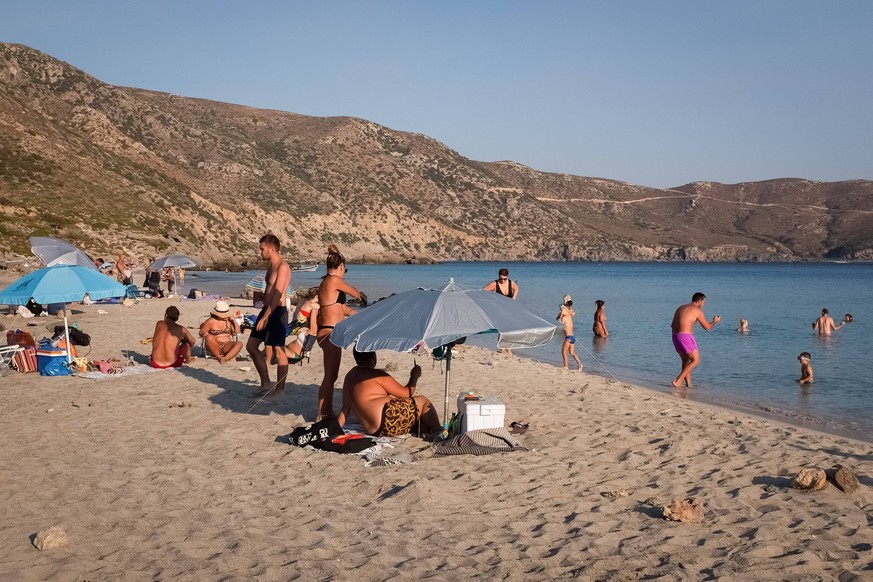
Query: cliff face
xmin=1 ymin=43 xmax=871 ymax=266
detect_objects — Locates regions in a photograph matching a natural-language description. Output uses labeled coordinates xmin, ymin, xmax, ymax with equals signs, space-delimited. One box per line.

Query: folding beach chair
xmin=0 ymin=344 xmax=24 ymax=376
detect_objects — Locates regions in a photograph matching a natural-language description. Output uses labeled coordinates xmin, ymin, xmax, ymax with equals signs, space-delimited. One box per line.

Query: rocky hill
xmin=1 ymin=42 xmax=871 ymax=267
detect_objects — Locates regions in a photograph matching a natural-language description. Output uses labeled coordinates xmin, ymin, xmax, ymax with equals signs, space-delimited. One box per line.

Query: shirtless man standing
xmin=150 ymin=305 xmax=196 ymax=368
xmin=812 ymin=308 xmax=845 ymax=336
xmin=246 ymin=234 xmax=292 ymax=397
xmin=337 ymin=350 xmax=441 ymax=437
xmin=671 ymin=292 xmax=720 ymax=388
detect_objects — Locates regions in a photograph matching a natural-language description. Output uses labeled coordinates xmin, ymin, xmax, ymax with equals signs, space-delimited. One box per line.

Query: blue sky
xmin=4 ymin=1 xmax=872 ymax=188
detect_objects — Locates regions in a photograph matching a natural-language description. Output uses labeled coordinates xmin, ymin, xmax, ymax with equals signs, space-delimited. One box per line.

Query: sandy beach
xmin=1 ymin=288 xmax=872 ymax=580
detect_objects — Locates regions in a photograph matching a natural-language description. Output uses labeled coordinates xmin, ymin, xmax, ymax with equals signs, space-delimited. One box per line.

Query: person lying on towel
xmin=337 ymin=349 xmax=441 ymax=438
xmin=150 ymin=305 xmax=196 ymax=368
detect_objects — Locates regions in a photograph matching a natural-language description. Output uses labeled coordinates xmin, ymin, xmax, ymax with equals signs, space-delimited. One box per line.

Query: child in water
xmin=797 ymin=352 xmax=813 ymax=384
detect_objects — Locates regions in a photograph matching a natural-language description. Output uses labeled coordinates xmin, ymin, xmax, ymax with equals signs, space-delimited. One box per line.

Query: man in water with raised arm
xmin=671 ymin=292 xmax=720 ymax=388
xmin=812 ymin=308 xmax=846 ymax=336
xmin=246 ymin=234 xmax=292 ymax=398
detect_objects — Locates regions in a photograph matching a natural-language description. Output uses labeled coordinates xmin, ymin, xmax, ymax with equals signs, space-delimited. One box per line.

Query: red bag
xmin=7 ymin=329 xmax=36 ymax=348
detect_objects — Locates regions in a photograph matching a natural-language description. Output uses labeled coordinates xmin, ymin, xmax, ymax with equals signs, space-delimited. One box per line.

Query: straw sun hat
xmin=211 ymin=300 xmax=232 ymax=319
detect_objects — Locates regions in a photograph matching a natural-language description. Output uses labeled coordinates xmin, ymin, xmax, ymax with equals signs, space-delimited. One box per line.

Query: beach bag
xmin=288 ymin=417 xmax=343 ymax=447
xmin=12 ymin=346 xmax=37 ymax=373
xmin=52 ymin=326 xmax=91 ymax=346
xmin=7 ymin=329 xmax=36 ymax=348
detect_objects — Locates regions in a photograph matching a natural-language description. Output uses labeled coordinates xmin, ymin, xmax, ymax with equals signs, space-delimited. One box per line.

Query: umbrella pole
xmin=63 ymin=306 xmax=72 ymax=364
xmin=443 ymin=347 xmax=452 ymax=431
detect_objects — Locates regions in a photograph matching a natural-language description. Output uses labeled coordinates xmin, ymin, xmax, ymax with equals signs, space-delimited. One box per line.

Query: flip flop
xmin=509 ymin=421 xmax=529 ymax=435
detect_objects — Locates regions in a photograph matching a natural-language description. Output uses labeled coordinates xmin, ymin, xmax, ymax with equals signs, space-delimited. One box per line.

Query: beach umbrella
xmin=330 ymin=278 xmax=557 ymax=429
xmin=244 ymin=274 xmax=295 ymax=298
xmin=29 ymin=236 xmax=97 ymax=270
xmin=149 ymin=255 xmax=198 ymax=292
xmin=0 ymin=265 xmax=128 ymax=363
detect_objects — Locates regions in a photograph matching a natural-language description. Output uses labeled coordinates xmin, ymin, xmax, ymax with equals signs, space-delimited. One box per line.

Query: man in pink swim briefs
xmin=671 ymin=292 xmax=720 ymax=388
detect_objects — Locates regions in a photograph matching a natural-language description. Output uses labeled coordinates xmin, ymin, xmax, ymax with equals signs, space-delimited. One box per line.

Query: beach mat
xmin=430 ymin=427 xmax=528 ymax=457
xmin=74 ymin=366 xmax=176 ymax=380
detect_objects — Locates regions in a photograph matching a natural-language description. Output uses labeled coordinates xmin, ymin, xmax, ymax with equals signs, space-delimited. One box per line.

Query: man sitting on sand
xmin=150 ymin=305 xmax=196 ymax=368
xmin=337 ymin=349 xmax=441 ymax=437
xmin=671 ymin=292 xmax=720 ymax=388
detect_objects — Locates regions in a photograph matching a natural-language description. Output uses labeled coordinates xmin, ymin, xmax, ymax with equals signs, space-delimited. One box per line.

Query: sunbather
xmin=199 ymin=301 xmax=243 ymax=363
xmin=337 ymin=349 xmax=441 ymax=437
xmin=150 ymin=306 xmax=195 ymax=368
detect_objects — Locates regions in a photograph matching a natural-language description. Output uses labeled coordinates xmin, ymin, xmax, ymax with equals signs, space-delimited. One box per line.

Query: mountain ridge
xmin=1 ymin=42 xmax=871 ymax=267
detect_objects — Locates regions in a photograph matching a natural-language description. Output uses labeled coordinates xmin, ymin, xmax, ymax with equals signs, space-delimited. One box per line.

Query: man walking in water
xmin=812 ymin=308 xmax=845 ymax=336
xmin=671 ymin=292 xmax=720 ymax=388
xmin=247 ymin=234 xmax=292 ymax=398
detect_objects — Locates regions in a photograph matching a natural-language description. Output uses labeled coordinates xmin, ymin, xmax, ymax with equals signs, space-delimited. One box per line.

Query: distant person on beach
xmin=337 ymin=349 xmax=441 ymax=437
xmin=116 ymin=252 xmax=131 ymax=286
xmin=812 ymin=308 xmax=845 ymax=336
xmin=199 ymin=300 xmax=243 ymax=364
xmin=557 ymin=298 xmax=583 ymax=371
xmin=283 ymin=287 xmax=319 ymax=364
xmin=179 ymin=268 xmax=185 ymax=286
xmin=150 ymin=305 xmax=196 ymax=368
xmin=246 ymin=234 xmax=292 ymax=398
xmin=161 ymin=267 xmax=175 ymax=295
xmin=797 ymin=352 xmax=814 ymax=384
xmin=316 ymin=244 xmax=365 ymax=420
xmin=671 ymin=292 xmax=720 ymax=388
xmin=484 ymin=268 xmax=519 ymax=355
xmin=737 ymin=318 xmax=749 ymax=333
xmin=593 ymin=299 xmax=608 ymax=337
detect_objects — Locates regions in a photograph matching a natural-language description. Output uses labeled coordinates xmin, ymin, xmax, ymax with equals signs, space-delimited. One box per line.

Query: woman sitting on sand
xmin=316 ymin=244 xmax=365 ymax=420
xmin=199 ymin=301 xmax=243 ymax=364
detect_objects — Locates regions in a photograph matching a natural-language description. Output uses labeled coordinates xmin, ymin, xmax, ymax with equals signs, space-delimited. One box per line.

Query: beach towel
xmin=74 ymin=366 xmax=175 ymax=380
xmin=431 ymin=427 xmax=528 ymax=457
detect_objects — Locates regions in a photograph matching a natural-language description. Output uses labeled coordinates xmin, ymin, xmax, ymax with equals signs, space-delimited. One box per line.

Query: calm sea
xmin=187 ymin=262 xmax=873 ymax=441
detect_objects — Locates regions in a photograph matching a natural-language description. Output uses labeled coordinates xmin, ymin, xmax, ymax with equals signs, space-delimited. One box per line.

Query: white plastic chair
xmin=0 ymin=345 xmax=24 ymax=376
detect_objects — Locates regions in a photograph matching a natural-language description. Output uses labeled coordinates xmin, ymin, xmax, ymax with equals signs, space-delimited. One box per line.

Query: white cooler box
xmin=456 ymin=394 xmax=505 ymax=433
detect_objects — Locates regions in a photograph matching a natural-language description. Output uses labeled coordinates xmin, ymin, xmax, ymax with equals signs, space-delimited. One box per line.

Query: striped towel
xmin=431 ymin=427 xmax=528 ymax=457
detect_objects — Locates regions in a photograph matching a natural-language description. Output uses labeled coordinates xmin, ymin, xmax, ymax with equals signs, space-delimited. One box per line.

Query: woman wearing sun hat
xmin=199 ymin=300 xmax=243 ymax=363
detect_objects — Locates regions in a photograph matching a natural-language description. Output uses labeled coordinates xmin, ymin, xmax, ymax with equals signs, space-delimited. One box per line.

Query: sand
xmin=1 ymin=292 xmax=872 ymax=581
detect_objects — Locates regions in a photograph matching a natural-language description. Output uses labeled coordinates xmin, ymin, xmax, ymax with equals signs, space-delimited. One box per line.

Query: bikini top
xmin=207 ymin=321 xmax=233 ymax=336
xmin=321 ymin=290 xmax=347 ymax=308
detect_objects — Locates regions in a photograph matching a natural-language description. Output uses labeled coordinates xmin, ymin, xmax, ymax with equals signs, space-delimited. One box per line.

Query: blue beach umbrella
xmin=0 ymin=265 xmax=128 ymax=363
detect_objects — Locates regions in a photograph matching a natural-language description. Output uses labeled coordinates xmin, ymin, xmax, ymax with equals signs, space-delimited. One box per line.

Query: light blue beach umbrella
xmin=331 ymin=278 xmax=557 ymax=429
xmin=0 ymin=265 xmax=128 ymax=363
xmin=30 ymin=236 xmax=97 ymax=270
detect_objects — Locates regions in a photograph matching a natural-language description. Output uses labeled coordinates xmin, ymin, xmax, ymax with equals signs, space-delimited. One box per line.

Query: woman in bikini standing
xmin=316 ymin=245 xmax=364 ymax=420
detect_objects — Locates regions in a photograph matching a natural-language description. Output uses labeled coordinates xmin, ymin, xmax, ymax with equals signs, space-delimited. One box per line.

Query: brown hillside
xmin=1 ymin=43 xmax=871 ymax=266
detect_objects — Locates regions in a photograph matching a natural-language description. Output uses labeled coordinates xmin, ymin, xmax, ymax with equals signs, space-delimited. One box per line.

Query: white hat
xmin=211 ymin=300 xmax=231 ymax=318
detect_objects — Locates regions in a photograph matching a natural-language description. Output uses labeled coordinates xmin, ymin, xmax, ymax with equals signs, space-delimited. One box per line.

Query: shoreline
xmin=2 ymin=268 xmax=870 ymax=445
